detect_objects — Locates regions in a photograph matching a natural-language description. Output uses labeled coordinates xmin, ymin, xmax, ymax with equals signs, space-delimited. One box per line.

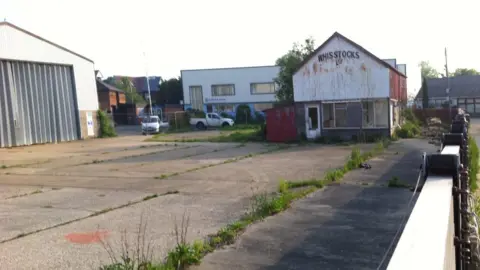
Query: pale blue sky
xmin=1 ymin=0 xmax=479 ymax=96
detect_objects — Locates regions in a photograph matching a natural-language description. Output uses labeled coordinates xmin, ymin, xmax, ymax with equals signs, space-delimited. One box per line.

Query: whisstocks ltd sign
xmin=318 ymin=50 xmax=360 ymax=66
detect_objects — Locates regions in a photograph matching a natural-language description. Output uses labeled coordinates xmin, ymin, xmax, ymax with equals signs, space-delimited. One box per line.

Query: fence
xmin=413 ymin=108 xmax=464 ymax=125
xmin=387 ymin=113 xmax=479 ymax=270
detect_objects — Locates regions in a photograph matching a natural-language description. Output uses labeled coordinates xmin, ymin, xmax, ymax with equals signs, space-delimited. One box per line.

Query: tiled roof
xmin=96 ymin=79 xmax=124 ymax=93
xmin=415 ymin=75 xmax=480 ymax=99
xmin=107 ymin=76 xmax=161 ymax=93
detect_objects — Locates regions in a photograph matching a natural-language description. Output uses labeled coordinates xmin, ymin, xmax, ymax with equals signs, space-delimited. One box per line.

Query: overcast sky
xmin=1 ymin=0 xmax=479 ymax=95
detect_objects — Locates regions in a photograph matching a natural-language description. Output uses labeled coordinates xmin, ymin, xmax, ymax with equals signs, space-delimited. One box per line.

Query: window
xmin=211 ymin=84 xmax=235 ymax=96
xmin=374 ymin=100 xmax=388 ymax=127
xmin=189 ymin=86 xmax=203 ymax=110
xmin=208 ymin=113 xmax=221 ymax=119
xmin=322 ymin=99 xmax=388 ymax=128
xmin=362 ymin=101 xmax=374 ymax=127
xmin=457 ymin=98 xmax=477 ymax=113
xmin=251 ymin=82 xmax=275 ymax=94
xmin=254 ymin=103 xmax=274 ymax=111
xmin=334 ymin=103 xmax=348 ymax=128
xmin=322 ymin=104 xmax=334 ymax=128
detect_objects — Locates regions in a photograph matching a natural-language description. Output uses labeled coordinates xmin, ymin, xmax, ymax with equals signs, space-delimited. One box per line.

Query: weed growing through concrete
xmin=142 ymin=194 xmax=159 ymax=201
xmin=1 ymin=165 xmax=7 ymax=169
xmin=99 ymin=214 xmax=154 ymax=270
xmin=387 ymin=176 xmax=411 ymax=188
xmin=6 ymin=189 xmax=43 ymax=199
xmin=284 ymin=139 xmax=391 ymax=190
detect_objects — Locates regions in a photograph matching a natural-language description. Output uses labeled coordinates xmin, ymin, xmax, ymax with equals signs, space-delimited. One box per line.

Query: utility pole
xmin=445 ymin=47 xmax=451 ymax=120
xmin=143 ymin=52 xmax=153 ymax=117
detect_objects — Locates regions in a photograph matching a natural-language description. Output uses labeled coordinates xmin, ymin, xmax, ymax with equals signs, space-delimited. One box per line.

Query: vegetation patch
xmin=284 ymin=139 xmax=389 ymax=191
xmin=469 ymin=136 xmax=479 ymax=192
xmin=393 ymin=108 xmax=422 ymax=139
xmin=98 ymin=110 xmax=117 ymax=138
xmin=387 ymin=176 xmax=411 ymax=188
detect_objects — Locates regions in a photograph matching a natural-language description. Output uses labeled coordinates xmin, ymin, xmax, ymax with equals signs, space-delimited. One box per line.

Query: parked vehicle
xmin=190 ymin=113 xmax=234 ymax=130
xmin=142 ymin=116 xmax=169 ymax=135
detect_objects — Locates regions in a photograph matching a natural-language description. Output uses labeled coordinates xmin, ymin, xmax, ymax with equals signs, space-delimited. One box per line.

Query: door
xmin=0 ymin=60 xmax=79 ymax=148
xmin=305 ymin=105 xmax=321 ymax=139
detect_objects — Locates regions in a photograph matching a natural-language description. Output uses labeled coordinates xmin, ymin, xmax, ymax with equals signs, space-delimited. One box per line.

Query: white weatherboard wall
xmin=0 ymin=24 xmax=98 ymax=111
xmin=293 ymin=36 xmax=390 ymax=102
xmin=181 ymin=66 xmax=280 ymax=105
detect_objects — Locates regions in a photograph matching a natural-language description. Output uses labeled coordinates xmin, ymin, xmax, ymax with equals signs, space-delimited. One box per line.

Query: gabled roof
xmin=294 ymin=32 xmax=406 ymax=78
xmin=96 ymin=79 xmax=124 ymax=93
xmin=0 ymin=21 xmax=94 ymax=63
xmin=415 ymin=75 xmax=480 ymax=99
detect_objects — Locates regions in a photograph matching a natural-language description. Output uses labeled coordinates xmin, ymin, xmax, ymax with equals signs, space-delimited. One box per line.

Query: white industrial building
xmin=0 ymin=22 xmax=98 ymax=148
xmin=181 ymin=65 xmax=280 ymax=116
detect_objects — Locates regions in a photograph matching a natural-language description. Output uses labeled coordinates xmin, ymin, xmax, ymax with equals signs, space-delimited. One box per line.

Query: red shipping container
xmin=265 ymin=105 xmax=297 ymax=143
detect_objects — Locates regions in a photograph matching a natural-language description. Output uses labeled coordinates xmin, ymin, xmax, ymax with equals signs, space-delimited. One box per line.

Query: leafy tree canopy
xmin=451 ymin=68 xmax=480 ymax=76
xmin=156 ymin=77 xmax=183 ymax=105
xmin=274 ymin=38 xmax=316 ymax=104
xmin=418 ymin=61 xmax=440 ymax=79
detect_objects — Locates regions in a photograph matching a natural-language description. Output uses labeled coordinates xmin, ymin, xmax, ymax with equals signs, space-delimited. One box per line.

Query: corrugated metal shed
xmin=265 ymin=105 xmax=297 ymax=143
xmin=0 ymin=59 xmax=79 ymax=147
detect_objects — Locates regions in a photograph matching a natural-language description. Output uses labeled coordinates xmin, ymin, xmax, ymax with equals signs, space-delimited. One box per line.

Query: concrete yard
xmin=0 ymin=133 xmax=369 ymax=269
xmin=191 ymin=139 xmax=436 ymax=270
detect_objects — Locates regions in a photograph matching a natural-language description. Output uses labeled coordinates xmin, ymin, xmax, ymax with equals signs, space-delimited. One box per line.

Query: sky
xmin=1 ymin=0 xmax=479 ymax=96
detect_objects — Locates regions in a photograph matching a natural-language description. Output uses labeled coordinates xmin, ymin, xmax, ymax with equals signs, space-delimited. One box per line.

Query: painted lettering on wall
xmin=205 ymin=97 xmax=226 ymax=103
xmin=317 ymin=51 xmax=360 ymax=64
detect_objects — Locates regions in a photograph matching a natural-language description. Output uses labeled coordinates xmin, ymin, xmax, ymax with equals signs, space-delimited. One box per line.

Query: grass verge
xmin=100 ymin=139 xmax=391 ymax=270
xmin=469 ymin=136 xmax=479 ymax=192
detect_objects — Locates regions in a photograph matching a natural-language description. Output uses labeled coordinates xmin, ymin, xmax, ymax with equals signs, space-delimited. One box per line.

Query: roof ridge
xmin=0 ymin=21 xmax=94 ymax=63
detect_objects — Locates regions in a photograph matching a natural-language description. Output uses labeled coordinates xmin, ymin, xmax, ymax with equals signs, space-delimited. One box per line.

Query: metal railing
xmin=387 ymin=113 xmax=479 ymax=270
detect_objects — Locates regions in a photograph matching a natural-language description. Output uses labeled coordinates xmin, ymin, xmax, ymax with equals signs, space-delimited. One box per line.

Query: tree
xmin=156 ymin=77 xmax=183 ymax=105
xmin=274 ymin=38 xmax=316 ymax=104
xmin=421 ymin=77 xmax=429 ymax=109
xmin=110 ymin=77 xmax=145 ymax=104
xmin=418 ymin=61 xmax=440 ymax=79
xmin=451 ymin=68 xmax=480 ymax=77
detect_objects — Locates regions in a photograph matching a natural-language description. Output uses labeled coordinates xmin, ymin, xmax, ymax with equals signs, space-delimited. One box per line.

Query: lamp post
xmin=143 ymin=52 xmax=153 ymax=117
xmin=445 ymin=48 xmax=451 ymax=120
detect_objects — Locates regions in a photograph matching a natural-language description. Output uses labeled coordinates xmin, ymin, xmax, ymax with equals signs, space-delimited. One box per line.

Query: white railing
xmin=387 ymin=146 xmax=460 ymax=270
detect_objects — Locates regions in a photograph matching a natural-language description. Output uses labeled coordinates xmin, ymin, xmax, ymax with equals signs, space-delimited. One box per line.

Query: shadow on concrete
xmin=225 ymin=140 xmax=435 ymax=270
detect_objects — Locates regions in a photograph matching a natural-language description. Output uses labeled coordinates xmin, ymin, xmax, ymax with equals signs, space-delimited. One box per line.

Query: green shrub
xmin=469 ymin=137 xmax=479 ymax=191
xmin=97 ymin=110 xmax=117 ymax=138
xmin=186 ymin=109 xmax=206 ymax=118
xmin=401 ymin=108 xmax=420 ymax=125
xmin=235 ymin=105 xmax=252 ymax=124
xmin=219 ymin=112 xmax=232 ymax=119
xmin=253 ymin=112 xmax=265 ymax=123
xmin=394 ymin=121 xmax=421 ymax=138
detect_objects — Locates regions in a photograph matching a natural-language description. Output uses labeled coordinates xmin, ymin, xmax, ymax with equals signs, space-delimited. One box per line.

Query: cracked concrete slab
xmin=1 ymin=188 xmax=152 ymax=212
